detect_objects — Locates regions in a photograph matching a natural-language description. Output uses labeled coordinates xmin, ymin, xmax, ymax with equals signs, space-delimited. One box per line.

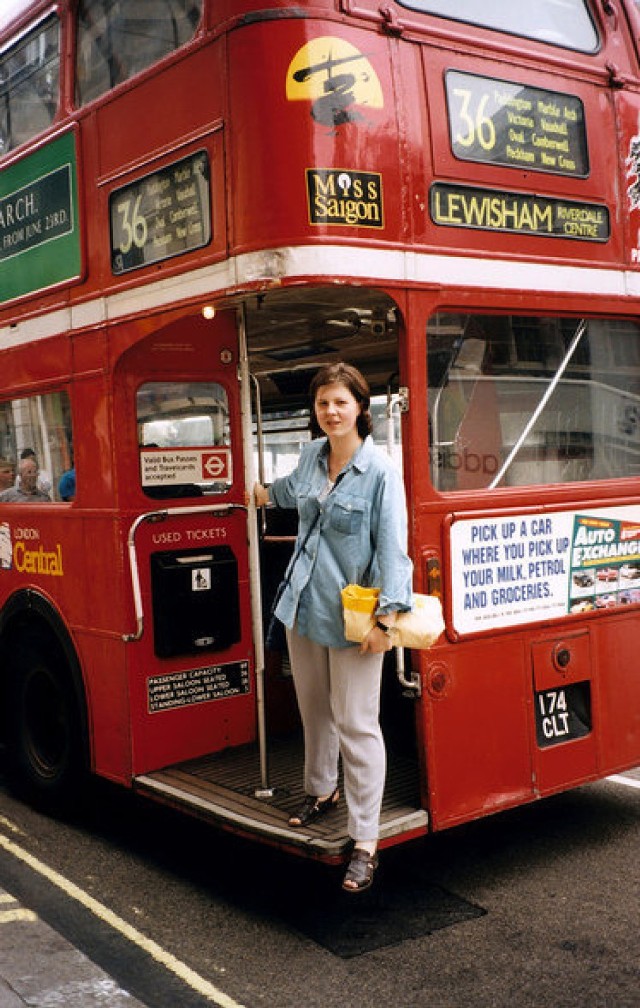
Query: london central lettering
xmin=13 ymin=540 xmax=64 ymax=576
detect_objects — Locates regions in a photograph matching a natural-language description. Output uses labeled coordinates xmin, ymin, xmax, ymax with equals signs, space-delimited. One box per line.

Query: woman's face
xmin=314 ymin=382 xmax=361 ymax=439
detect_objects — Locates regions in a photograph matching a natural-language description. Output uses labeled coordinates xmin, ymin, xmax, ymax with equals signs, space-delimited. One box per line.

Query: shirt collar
xmin=318 ymin=435 xmax=373 ymax=475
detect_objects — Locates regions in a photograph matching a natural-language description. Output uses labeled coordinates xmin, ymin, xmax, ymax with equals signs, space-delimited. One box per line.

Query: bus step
xmin=134 ymin=737 xmax=428 ymax=857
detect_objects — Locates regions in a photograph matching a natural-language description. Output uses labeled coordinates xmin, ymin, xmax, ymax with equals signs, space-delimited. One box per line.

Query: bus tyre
xmin=6 ymin=637 xmax=85 ymax=813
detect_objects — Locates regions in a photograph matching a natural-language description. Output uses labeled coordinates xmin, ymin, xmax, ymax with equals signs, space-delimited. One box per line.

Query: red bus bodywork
xmin=0 ymin=0 xmax=639 ymax=856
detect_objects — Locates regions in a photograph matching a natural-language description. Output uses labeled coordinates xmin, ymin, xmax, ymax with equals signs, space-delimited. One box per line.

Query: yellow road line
xmin=0 ymin=908 xmax=38 ymax=923
xmin=0 ymin=816 xmax=25 ymax=836
xmin=0 ymin=832 xmax=246 ymax=1008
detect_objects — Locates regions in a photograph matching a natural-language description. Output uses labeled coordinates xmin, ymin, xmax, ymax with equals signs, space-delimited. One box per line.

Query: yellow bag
xmin=340 ymin=585 xmax=380 ymax=642
xmin=341 ymin=584 xmax=444 ymax=649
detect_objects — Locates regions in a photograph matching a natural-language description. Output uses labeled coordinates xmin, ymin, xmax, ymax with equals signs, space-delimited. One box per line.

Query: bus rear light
xmin=425 ymin=555 xmax=442 ymax=598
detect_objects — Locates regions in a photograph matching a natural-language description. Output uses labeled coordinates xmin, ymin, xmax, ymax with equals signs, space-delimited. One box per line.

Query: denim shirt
xmin=269 ymin=436 xmax=413 ymax=648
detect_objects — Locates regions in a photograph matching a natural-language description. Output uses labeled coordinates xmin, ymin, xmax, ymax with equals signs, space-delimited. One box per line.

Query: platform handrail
xmin=122 ymin=503 xmax=246 ymax=643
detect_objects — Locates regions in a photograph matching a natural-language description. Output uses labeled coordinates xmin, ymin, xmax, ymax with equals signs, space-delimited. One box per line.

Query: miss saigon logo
xmin=0 ymin=523 xmax=64 ymax=576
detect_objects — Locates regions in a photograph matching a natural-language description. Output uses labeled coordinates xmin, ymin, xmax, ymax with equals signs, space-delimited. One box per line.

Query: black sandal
xmin=342 ymin=848 xmax=379 ymax=893
xmin=288 ymin=787 xmax=339 ymax=827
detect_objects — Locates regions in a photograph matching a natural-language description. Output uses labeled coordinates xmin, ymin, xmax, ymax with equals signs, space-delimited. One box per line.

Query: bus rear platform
xmin=134 ymin=736 xmax=428 ymax=859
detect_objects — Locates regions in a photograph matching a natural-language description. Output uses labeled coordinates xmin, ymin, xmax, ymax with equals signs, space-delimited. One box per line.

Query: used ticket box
xmin=151 ymin=546 xmax=241 ymax=658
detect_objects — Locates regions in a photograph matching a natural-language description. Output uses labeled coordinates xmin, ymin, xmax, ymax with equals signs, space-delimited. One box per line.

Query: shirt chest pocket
xmin=296 ymin=483 xmax=316 ymax=523
xmin=329 ymin=497 xmax=366 ymax=535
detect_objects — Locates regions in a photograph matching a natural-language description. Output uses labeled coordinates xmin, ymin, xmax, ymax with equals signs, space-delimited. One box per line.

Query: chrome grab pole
xmin=386 ymin=383 xmax=420 ymax=695
xmin=237 ymin=306 xmax=273 ymax=797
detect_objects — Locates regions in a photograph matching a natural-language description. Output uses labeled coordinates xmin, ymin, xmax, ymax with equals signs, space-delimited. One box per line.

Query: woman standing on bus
xmin=254 ymin=363 xmax=413 ymax=892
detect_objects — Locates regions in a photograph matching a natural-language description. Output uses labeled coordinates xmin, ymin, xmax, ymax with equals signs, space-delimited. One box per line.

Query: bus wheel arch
xmin=0 ymin=590 xmax=90 ymax=811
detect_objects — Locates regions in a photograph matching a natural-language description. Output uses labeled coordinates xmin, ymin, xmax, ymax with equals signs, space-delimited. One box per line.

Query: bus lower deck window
xmin=428 ymin=315 xmax=640 ymax=492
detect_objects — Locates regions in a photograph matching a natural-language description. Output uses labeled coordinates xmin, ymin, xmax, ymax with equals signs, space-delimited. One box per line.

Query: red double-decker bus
xmin=1 ymin=0 xmax=640 ymax=860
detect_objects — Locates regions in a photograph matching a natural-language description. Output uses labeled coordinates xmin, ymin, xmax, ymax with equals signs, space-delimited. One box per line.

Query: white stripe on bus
xmin=0 ymin=244 xmax=632 ymax=349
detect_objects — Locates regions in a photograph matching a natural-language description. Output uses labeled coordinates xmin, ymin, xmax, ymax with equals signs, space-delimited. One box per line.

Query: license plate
xmin=535 ymin=682 xmax=592 ymax=748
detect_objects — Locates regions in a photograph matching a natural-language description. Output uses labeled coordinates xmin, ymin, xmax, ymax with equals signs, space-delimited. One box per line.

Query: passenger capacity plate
xmin=148 ymin=660 xmax=250 ymax=713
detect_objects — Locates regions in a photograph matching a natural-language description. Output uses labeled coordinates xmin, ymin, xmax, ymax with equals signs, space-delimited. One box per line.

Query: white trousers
xmin=286 ymin=625 xmax=386 ymax=842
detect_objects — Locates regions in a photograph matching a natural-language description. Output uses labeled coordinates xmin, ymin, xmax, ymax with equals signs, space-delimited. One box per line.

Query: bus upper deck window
xmin=395 ymin=0 xmax=599 ymax=53
xmin=76 ymin=0 xmax=202 ymax=106
xmin=0 ymin=14 xmax=60 ymax=157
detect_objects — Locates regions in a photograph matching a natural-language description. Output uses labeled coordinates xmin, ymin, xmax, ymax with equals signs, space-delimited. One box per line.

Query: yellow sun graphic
xmin=286 ymin=37 xmax=384 ymax=109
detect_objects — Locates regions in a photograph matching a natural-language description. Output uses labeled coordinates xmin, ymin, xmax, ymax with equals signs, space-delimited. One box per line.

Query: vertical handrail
xmin=251 ymin=372 xmax=267 ymax=537
xmin=122 ymin=504 xmax=245 ymax=643
xmin=386 ymin=384 xmax=420 ymax=695
xmin=237 ymin=306 xmax=273 ymax=796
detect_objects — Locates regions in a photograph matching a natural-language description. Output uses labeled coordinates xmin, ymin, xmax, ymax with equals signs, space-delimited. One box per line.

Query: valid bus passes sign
xmin=0 ymin=131 xmax=80 ymax=304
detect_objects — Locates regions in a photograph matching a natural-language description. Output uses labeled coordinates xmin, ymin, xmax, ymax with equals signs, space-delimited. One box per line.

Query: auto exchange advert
xmin=449 ymin=506 xmax=640 ymax=634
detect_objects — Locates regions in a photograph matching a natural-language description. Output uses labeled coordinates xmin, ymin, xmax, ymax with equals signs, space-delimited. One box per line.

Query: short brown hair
xmin=309 ymin=362 xmax=373 ymax=439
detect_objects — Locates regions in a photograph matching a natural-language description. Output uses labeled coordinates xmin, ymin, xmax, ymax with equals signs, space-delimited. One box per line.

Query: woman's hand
xmin=360 ymin=624 xmax=394 ymax=655
xmin=253 ymin=482 xmax=270 ymax=508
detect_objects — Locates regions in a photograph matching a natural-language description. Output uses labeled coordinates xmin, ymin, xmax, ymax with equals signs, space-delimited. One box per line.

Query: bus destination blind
xmin=445 ymin=70 xmax=589 ymax=177
xmin=430 ymin=183 xmax=609 ymax=241
xmin=110 ymin=150 xmax=211 ymax=274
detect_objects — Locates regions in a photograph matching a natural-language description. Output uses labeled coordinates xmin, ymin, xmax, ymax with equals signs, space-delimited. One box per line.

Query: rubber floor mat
xmin=276 ymin=864 xmax=486 ymax=957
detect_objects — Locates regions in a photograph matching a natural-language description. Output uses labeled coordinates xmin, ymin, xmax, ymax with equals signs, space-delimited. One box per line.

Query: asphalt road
xmin=0 ymin=769 xmax=638 ymax=1008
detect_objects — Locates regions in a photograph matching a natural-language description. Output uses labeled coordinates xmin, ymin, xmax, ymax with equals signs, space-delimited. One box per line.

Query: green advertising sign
xmin=0 ymin=131 xmax=81 ymax=304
